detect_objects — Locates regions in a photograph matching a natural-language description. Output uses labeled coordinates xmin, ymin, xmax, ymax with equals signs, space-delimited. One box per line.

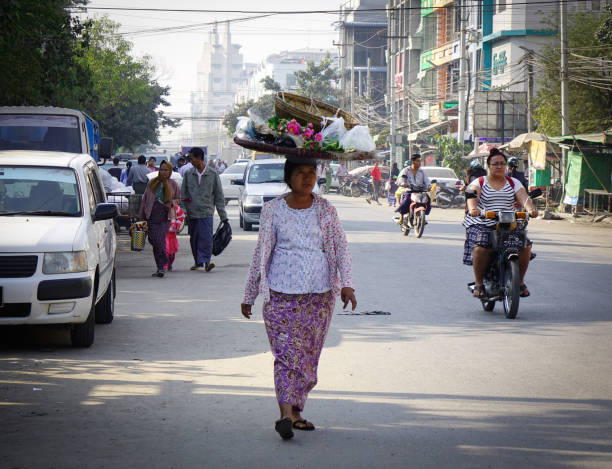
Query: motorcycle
xmin=436 ymin=185 xmax=465 ymax=209
xmin=466 ymin=188 xmax=542 ymax=319
xmin=398 ymin=184 xmax=430 ymax=238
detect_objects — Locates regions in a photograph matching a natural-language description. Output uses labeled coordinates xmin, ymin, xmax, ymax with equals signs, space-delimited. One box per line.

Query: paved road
xmin=1 ymin=194 xmax=612 ymax=468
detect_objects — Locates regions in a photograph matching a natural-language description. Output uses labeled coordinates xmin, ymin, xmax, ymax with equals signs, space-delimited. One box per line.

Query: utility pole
xmin=457 ymin=0 xmax=467 ymax=155
xmin=527 ymin=53 xmax=534 ymax=133
xmin=560 ymin=0 xmax=569 ymax=205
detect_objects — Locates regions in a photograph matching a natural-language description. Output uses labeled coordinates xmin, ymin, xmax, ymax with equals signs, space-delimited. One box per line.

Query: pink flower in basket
xmin=287 ymin=119 xmax=301 ymax=136
xmin=314 ymin=133 xmax=323 ymax=142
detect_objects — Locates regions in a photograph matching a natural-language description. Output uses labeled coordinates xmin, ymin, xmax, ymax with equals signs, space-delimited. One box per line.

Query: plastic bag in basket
xmin=339 ymin=125 xmax=376 ymax=152
xmin=320 ymin=117 xmax=347 ymax=146
xmin=235 ymin=116 xmax=256 ymax=140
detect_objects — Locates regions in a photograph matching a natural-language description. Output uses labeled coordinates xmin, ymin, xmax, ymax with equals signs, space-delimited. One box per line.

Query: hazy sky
xmin=83 ymin=0 xmax=343 ymax=143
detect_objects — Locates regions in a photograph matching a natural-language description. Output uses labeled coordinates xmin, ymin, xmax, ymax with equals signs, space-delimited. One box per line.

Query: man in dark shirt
xmin=107 ymin=157 xmax=122 ymax=181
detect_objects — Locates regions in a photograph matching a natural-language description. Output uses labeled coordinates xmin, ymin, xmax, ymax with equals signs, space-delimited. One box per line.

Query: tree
xmin=533 ymin=10 xmax=612 ymax=135
xmin=432 ymin=135 xmax=471 ymax=176
xmin=294 ymin=55 xmax=340 ymax=104
xmin=0 ymin=0 xmax=93 ymax=107
xmin=222 ymin=76 xmax=281 ymax=136
xmin=77 ymin=17 xmax=179 ymax=149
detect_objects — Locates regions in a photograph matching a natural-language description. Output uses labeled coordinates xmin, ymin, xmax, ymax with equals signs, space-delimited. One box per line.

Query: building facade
xmin=386 ymin=0 xmax=608 ymax=165
xmin=191 ymin=22 xmax=252 ymax=157
xmin=235 ymin=48 xmax=337 ymax=104
xmin=337 ymin=0 xmax=388 ymax=126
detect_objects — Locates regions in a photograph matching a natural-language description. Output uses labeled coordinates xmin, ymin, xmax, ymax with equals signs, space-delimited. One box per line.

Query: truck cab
xmin=0 ymin=106 xmax=112 ymax=163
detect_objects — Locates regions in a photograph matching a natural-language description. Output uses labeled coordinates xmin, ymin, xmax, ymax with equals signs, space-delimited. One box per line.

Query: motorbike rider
xmin=395 ymin=154 xmax=431 ymax=224
xmin=465 ymin=159 xmax=488 ymax=186
xmin=506 ymin=157 xmax=529 ymax=190
xmin=463 ymin=148 xmax=538 ymax=299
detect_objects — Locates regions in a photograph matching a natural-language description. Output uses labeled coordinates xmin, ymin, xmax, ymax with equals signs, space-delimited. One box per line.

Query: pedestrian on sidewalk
xmin=241 ymin=156 xmax=357 ymax=441
xmin=366 ymin=161 xmax=382 ymax=205
xmin=138 ymin=160 xmax=181 ymax=277
xmin=181 ymin=147 xmax=227 ymax=272
xmin=164 ymin=205 xmax=185 ymax=272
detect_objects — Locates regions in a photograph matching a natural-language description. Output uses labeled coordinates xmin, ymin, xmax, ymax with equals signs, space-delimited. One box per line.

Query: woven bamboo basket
xmin=274 ymin=92 xmax=359 ymax=132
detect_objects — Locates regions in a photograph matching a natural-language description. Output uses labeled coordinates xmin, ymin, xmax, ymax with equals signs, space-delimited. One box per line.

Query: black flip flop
xmin=520 ymin=284 xmax=530 ymax=297
xmin=292 ymin=419 xmax=315 ymax=431
xmin=275 ymin=417 xmax=294 ymax=440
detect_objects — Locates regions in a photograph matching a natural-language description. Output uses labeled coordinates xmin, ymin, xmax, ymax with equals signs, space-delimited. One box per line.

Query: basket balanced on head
xmin=274 ymin=91 xmax=359 ymax=133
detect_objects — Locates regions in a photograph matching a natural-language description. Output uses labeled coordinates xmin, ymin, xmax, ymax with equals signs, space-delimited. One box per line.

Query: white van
xmin=0 ymin=151 xmax=117 ymax=347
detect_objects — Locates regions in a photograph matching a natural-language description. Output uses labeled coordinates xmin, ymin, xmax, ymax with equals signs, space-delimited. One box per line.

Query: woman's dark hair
xmin=487 ymin=148 xmax=507 ymax=165
xmin=137 ymin=155 xmax=146 ymax=164
xmin=126 ymin=161 xmax=132 ymax=168
xmin=284 ymin=159 xmax=317 ymax=189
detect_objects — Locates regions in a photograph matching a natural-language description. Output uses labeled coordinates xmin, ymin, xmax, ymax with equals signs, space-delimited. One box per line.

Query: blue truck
xmin=0 ymin=106 xmax=113 ymax=163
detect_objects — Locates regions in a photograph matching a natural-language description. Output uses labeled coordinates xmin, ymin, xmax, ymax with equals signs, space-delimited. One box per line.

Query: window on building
xmin=477 ymin=1 xmax=483 ymax=29
xmin=423 ymin=14 xmax=437 ymax=51
xmin=454 ymin=4 xmax=461 ymax=33
xmin=592 ymin=1 xmax=601 ymax=10
xmin=449 ymin=61 xmax=459 ymax=95
xmin=497 ymin=0 xmax=506 ymax=13
xmin=286 ymin=73 xmax=297 ymax=87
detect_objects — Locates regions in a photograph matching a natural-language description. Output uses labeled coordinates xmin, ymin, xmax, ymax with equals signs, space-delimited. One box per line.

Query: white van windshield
xmin=0 ymin=115 xmax=82 ymax=153
xmin=0 ymin=166 xmax=81 ymax=216
xmin=248 ymin=163 xmax=285 ymax=184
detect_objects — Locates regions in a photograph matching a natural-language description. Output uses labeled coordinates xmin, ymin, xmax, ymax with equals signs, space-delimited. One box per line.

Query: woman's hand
xmin=529 ymin=209 xmax=538 ymax=218
xmin=164 ymin=201 xmax=174 ymax=210
xmin=469 ymin=208 xmax=481 ymax=217
xmin=341 ymin=287 xmax=357 ymax=311
xmin=241 ymin=303 xmax=252 ymax=319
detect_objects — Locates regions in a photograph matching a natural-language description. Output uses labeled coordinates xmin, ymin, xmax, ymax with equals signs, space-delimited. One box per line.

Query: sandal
xmin=473 ymin=285 xmax=485 ymax=298
xmin=274 ymin=417 xmax=294 ymax=440
xmin=292 ymin=419 xmax=315 ymax=431
xmin=520 ymin=284 xmax=530 ymax=297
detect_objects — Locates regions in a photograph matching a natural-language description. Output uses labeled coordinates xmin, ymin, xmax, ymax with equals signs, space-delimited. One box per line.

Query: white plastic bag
xmin=320 ymin=117 xmax=347 ymax=145
xmin=339 ymin=125 xmax=376 ymax=152
xmin=235 ymin=116 xmax=256 ymax=140
xmin=247 ymin=108 xmax=270 ymax=134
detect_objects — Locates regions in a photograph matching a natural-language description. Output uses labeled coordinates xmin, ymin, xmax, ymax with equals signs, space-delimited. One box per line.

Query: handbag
xmin=212 ymin=219 xmax=232 ymax=256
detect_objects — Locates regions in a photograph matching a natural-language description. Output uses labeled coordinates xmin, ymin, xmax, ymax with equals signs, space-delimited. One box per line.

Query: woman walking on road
xmin=138 ymin=160 xmax=181 ymax=277
xmin=241 ymin=157 xmax=357 ymax=440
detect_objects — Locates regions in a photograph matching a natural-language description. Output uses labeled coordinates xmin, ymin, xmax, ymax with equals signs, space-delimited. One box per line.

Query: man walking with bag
xmin=181 ymin=147 xmax=228 ymax=272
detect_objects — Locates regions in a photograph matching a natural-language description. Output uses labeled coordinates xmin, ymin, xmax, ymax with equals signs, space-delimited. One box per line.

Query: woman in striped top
xmin=463 ymin=149 xmax=538 ymax=298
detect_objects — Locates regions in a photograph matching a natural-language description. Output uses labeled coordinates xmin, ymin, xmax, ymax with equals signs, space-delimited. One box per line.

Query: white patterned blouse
xmin=267 ymin=198 xmax=331 ymax=294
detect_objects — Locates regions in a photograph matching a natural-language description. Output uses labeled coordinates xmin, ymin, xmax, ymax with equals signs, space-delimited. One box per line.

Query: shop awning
xmin=407 ymin=119 xmax=455 ymax=142
xmin=549 ymin=130 xmax=612 ymax=146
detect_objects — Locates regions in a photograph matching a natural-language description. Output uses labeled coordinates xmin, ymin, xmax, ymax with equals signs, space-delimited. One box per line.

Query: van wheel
xmin=239 ymin=213 xmax=244 ymax=228
xmin=244 ymin=220 xmax=253 ymax=231
xmin=95 ymin=269 xmax=115 ymax=324
xmin=71 ymin=298 xmax=95 ymax=347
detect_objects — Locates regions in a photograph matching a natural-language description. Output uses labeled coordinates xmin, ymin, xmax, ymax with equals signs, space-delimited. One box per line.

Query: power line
xmin=74 ymin=1 xmax=592 ymax=14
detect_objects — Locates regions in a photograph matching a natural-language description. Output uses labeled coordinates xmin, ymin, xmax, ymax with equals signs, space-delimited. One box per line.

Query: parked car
xmin=219 ymin=162 xmax=247 ymax=204
xmin=234 ymin=159 xmax=319 ymax=231
xmin=421 ymin=166 xmax=463 ymax=188
xmin=0 ymin=151 xmax=118 ymax=347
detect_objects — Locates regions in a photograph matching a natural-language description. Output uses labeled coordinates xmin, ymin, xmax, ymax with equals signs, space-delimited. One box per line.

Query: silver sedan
xmin=219 ymin=162 xmax=248 ymax=204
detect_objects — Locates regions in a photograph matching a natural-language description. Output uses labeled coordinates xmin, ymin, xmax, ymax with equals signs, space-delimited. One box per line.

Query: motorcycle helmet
xmin=508 ymin=157 xmax=520 ymax=168
xmin=469 ymin=159 xmax=483 ymax=170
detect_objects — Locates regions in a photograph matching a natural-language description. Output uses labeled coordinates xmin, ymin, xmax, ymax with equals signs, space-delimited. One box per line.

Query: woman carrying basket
xmin=241 ymin=156 xmax=357 ymax=440
xmin=138 ymin=160 xmax=181 ymax=277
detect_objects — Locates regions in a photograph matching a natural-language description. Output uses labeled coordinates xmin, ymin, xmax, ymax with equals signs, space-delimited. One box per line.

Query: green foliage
xmin=375 ymin=126 xmax=390 ymax=149
xmin=0 ymin=0 xmax=93 ymax=107
xmin=294 ymin=54 xmax=340 ymax=104
xmin=534 ymin=10 xmax=612 ymax=135
xmin=76 ymin=17 xmax=178 ymax=149
xmin=260 ymin=76 xmax=281 ymax=92
xmin=432 ymin=135 xmax=471 ymax=175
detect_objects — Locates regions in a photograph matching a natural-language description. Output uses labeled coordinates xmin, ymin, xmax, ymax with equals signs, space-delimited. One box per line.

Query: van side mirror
xmin=99 ymin=137 xmax=113 ymax=161
xmin=94 ymin=203 xmax=117 ymax=221
xmin=430 ymin=179 xmax=438 ymax=184
xmin=231 ymin=179 xmax=244 ymax=186
xmin=318 ymin=177 xmax=326 ymax=185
